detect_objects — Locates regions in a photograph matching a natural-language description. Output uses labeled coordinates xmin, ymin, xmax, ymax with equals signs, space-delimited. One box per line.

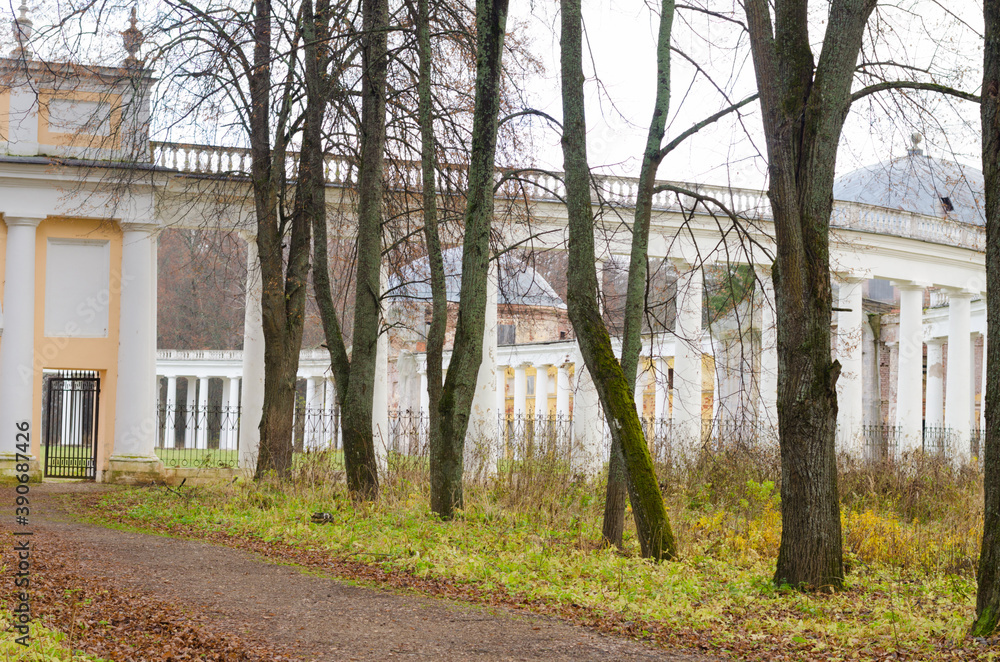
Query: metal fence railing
xmin=156 ymin=404 xmax=240 ymax=468
xmin=922 ymin=426 xmax=953 ymax=456
xmin=863 ymin=425 xmax=899 ymax=463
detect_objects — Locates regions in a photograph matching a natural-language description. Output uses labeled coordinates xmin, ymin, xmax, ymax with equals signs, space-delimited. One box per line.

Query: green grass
xmin=0 ymin=617 xmax=110 ymax=661
xmin=86 ymin=451 xmax=994 ymax=660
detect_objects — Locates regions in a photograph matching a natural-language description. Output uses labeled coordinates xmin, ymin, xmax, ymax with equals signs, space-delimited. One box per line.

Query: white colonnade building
xmin=0 ymin=16 xmax=987 ymax=482
xmin=151 ymin=133 xmax=989 ymax=475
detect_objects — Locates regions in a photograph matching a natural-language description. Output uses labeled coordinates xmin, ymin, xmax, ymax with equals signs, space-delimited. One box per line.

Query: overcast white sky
xmin=519 ymin=0 xmax=985 ymax=189
xmin=6 ymin=0 xmax=987 ymax=190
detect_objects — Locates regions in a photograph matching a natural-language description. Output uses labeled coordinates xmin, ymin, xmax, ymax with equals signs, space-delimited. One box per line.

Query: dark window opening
xmin=941 ymin=196 xmax=954 ymax=212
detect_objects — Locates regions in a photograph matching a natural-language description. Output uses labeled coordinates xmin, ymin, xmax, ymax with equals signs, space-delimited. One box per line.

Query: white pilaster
xmin=239 ymin=236 xmax=265 ymax=471
xmin=672 ymin=259 xmax=703 ymax=451
xmin=945 ymin=289 xmax=973 ymax=462
xmin=0 ymin=217 xmax=41 ymax=472
xmin=836 ymin=275 xmax=864 ymax=455
xmin=894 ymin=282 xmax=925 ymax=454
xmin=109 ymin=223 xmax=162 ymax=475
xmin=535 ymin=364 xmax=551 ymax=419
xmin=925 ymin=339 xmax=945 ymax=428
xmin=196 ymin=375 xmax=210 ymax=449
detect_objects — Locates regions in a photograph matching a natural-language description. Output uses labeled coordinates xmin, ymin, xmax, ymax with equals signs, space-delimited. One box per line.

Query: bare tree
xmin=976 ymin=0 xmax=1000 ymax=635
xmin=560 ymin=0 xmax=675 ymax=561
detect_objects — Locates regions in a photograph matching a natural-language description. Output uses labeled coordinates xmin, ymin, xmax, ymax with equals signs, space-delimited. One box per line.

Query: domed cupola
xmin=833 ymin=133 xmax=985 ymax=226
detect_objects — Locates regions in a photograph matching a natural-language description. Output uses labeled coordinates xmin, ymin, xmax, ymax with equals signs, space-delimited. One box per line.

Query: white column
xmin=306 ymin=376 xmax=322 ymax=450
xmin=894 ymin=282 xmax=925 ymax=454
xmin=496 ymin=365 xmax=508 ymax=419
xmin=925 ymin=339 xmax=945 ymax=428
xmin=110 ymin=224 xmax=161 ymax=469
xmin=711 ymin=362 xmax=721 ymax=422
xmin=982 ymin=333 xmax=988 ymax=436
xmin=756 ymin=265 xmax=778 ymax=437
xmin=596 ymin=259 xmax=605 ymax=315
xmin=672 ymin=259 xmax=703 ymax=451
xmin=534 ymin=364 xmax=551 ymax=419
xmin=196 ymin=376 xmax=210 ymax=449
xmin=239 ymin=236 xmax=265 ymax=472
xmin=836 ymin=275 xmax=864 ymax=455
xmin=972 ymin=334 xmax=981 ymax=429
xmin=226 ymin=376 xmax=240 ymax=451
xmin=372 ymin=276 xmax=389 ymax=473
xmin=0 ymin=217 xmax=41 ymax=470
xmin=418 ymin=364 xmax=430 ymax=416
xmin=219 ymin=377 xmax=231 ymax=450
xmin=556 ymin=363 xmax=571 ymax=419
xmin=654 ymin=357 xmax=669 ymax=421
xmin=467 ymin=266 xmax=499 ymax=474
xmin=572 ymin=353 xmax=602 ymax=474
xmin=163 ymin=376 xmax=177 ymax=449
xmin=325 ymin=378 xmax=341 ymax=449
xmin=513 ymin=363 xmax=528 ymax=418
xmin=945 ymin=289 xmax=973 ymax=461
xmin=634 ymin=365 xmax=645 ymax=421
xmin=183 ymin=377 xmax=196 ymax=448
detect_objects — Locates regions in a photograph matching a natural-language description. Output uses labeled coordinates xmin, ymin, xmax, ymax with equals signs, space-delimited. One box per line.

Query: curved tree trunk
xmin=561 ymin=0 xmax=676 ymax=561
xmin=974 ymin=0 xmax=1000 ymax=635
xmin=602 ymin=0 xmax=675 ymax=550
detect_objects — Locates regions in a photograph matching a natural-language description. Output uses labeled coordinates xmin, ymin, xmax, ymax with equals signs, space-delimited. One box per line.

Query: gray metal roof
xmin=388 ymin=247 xmax=566 ymax=309
xmin=833 ymin=141 xmax=985 ymax=227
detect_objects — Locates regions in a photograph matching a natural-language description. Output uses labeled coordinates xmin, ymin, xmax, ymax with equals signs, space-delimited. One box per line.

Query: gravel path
xmin=21 ymin=482 xmax=718 ymax=662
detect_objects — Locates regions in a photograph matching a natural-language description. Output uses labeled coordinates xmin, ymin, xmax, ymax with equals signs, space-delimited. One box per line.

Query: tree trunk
xmin=415 ymin=0 xmax=453 ymax=518
xmin=974 ymin=0 xmax=1000 ymax=635
xmin=561 ymin=0 xmax=676 ymax=561
xmin=339 ymin=0 xmax=390 ymax=499
xmin=743 ymin=0 xmax=874 ymax=589
xmin=429 ymin=0 xmax=509 ymax=519
xmin=251 ymin=0 xmax=310 ymax=480
xmin=602 ymin=0 xmax=675 ymax=550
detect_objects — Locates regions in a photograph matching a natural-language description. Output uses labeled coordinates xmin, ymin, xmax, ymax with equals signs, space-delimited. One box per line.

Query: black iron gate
xmin=43 ymin=371 xmax=100 ymax=479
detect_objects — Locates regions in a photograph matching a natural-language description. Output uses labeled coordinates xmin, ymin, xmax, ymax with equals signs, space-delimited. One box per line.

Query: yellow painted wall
xmin=30 ymin=218 xmax=123 ymax=472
